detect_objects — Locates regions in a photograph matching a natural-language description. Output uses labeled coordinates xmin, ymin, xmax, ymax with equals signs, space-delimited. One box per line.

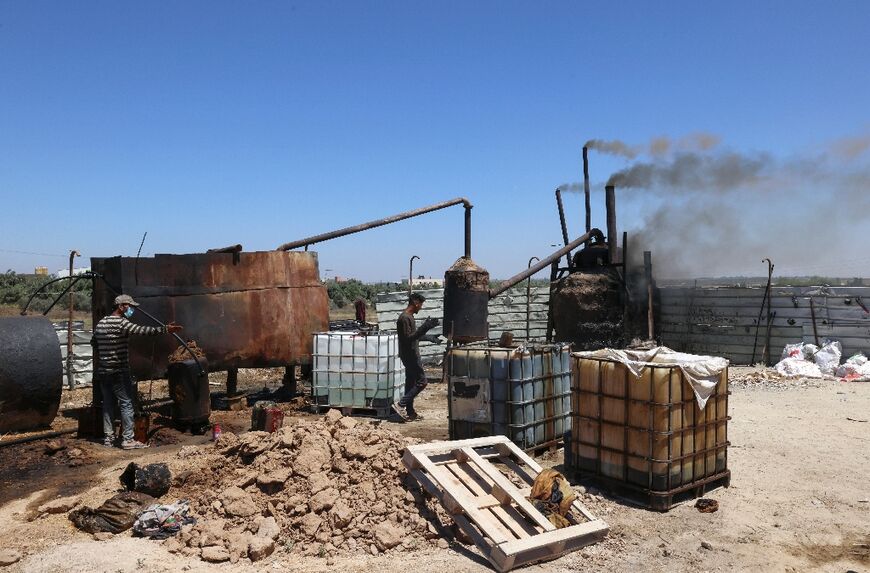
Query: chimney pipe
xmin=605 ymin=185 xmax=617 ymax=263
xmin=582 ymin=146 xmax=591 ymax=235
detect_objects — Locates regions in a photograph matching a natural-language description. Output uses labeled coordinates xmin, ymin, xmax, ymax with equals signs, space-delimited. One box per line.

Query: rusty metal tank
xmin=91 ymin=251 xmax=329 ymax=380
xmin=443 ymin=257 xmax=490 ymax=343
xmin=0 ymin=316 xmax=63 ymax=432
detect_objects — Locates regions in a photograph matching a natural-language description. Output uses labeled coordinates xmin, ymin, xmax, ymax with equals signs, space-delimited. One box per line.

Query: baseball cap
xmin=114 ymin=294 xmax=140 ymax=307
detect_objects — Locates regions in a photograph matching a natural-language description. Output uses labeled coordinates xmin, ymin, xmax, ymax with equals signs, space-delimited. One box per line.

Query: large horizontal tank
xmin=91 ymin=251 xmax=329 ymax=380
xmin=0 ymin=316 xmax=63 ymax=432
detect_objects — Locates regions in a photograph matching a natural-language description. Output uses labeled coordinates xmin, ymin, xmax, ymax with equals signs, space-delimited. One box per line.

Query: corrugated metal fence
xmin=658 ymin=285 xmax=870 ymax=364
xmin=375 ymin=286 xmax=551 ymax=363
xmin=376 ymin=285 xmax=870 ymax=365
xmin=54 ymin=321 xmax=93 ymax=387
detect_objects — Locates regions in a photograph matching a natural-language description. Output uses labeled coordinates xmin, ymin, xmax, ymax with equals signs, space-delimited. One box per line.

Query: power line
xmin=0 ymin=248 xmax=68 ymax=258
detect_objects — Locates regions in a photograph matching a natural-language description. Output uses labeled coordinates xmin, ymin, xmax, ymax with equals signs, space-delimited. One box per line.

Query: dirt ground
xmin=0 ymin=367 xmax=867 ymax=573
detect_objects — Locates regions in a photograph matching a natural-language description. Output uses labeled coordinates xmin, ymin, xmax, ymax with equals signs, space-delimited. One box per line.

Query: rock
xmin=310 ymin=488 xmax=338 ymax=513
xmin=370 ymin=543 xmax=379 ymax=555
xmin=300 ymin=513 xmax=323 ymax=537
xmin=701 ymin=541 xmax=713 ymax=550
xmin=325 ymin=409 xmax=344 ymax=424
xmin=38 ymin=496 xmax=80 ymax=514
xmin=437 ymin=539 xmax=449 ymax=549
xmin=44 ymin=439 xmax=66 ymax=454
xmin=197 ymin=521 xmax=227 ymax=547
xmin=343 ymin=438 xmax=376 ymax=460
xmin=255 ymin=516 xmax=280 ymax=540
xmin=201 ymin=546 xmax=230 ymax=563
xmin=294 ymin=435 xmax=332 ymax=477
xmin=329 ymin=500 xmax=353 ymax=529
xmin=257 ymin=469 xmax=291 ymax=493
xmin=66 ymin=448 xmax=83 ymax=458
xmin=373 ymin=521 xmax=405 ymax=551
xmin=248 ymin=536 xmax=276 ymax=562
xmin=220 ymin=486 xmax=258 ymax=517
xmin=163 ymin=538 xmax=181 ymax=553
xmin=225 ymin=532 xmax=251 ymax=563
xmin=308 ymin=472 xmax=331 ymax=494
xmin=93 ymin=532 xmax=114 ymax=542
xmin=0 ymin=550 xmax=21 ymax=566
xmin=337 ymin=417 xmax=357 ymax=430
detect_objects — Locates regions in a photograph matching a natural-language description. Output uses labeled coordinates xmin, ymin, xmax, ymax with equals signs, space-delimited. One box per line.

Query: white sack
xmin=774 ymin=357 xmax=823 ymax=378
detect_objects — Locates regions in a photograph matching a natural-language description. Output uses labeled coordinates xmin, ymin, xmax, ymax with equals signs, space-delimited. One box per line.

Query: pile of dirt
xmin=730 ymin=368 xmax=822 ymax=391
xmin=168 ymin=340 xmax=207 ymax=364
xmin=166 ymin=410 xmax=451 ymax=563
xmin=445 ymin=256 xmax=490 ymax=290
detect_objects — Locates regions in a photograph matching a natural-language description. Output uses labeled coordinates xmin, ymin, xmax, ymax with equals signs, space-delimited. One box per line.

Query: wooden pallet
xmin=403 ymin=436 xmax=609 ymax=572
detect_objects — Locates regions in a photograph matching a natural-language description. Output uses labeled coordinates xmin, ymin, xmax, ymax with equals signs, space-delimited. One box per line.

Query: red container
xmin=265 ymin=408 xmax=284 ymax=433
xmin=212 ymin=423 xmax=222 ymax=441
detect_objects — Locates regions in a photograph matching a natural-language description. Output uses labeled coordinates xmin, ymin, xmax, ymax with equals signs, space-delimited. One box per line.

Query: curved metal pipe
xmin=275 ymin=197 xmax=473 ymax=252
xmin=489 ymin=229 xmax=604 ymax=299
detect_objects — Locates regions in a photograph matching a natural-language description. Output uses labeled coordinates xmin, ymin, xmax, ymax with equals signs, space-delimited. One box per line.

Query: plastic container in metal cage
xmin=446 ymin=342 xmax=572 ymax=450
xmin=567 ymin=351 xmax=730 ymax=511
xmin=312 ymin=331 xmax=405 ymax=417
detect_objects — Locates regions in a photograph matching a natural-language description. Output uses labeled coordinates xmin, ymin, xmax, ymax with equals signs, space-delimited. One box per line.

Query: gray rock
xmin=701 ymin=541 xmax=713 ymax=550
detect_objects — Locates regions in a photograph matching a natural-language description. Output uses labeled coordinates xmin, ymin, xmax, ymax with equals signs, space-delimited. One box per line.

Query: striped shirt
xmin=94 ymin=314 xmax=167 ymax=374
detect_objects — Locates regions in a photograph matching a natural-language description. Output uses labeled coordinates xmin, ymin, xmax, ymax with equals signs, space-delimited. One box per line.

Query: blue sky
xmin=1 ymin=1 xmax=869 ymax=280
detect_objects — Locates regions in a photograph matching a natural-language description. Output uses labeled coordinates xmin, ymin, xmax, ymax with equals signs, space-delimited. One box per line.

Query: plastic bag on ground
xmin=836 ymin=353 xmax=870 ymax=381
xmin=781 ymin=343 xmax=806 ymax=361
xmin=813 ymin=340 xmax=842 ymax=375
xmin=132 ymin=500 xmax=196 ymax=539
xmin=774 ymin=357 xmax=823 ymax=378
xmin=69 ymin=491 xmax=156 ymax=533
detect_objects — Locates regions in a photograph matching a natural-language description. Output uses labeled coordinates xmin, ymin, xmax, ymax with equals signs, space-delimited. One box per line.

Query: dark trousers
xmin=398 ymin=358 xmax=427 ymax=415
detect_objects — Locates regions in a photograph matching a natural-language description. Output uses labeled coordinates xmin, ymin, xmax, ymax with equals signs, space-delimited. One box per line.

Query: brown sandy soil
xmin=0 ymin=367 xmax=867 ymax=572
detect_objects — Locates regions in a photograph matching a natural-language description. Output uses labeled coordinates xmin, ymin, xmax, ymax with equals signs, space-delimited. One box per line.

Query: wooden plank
xmin=407 ymin=436 xmax=515 ymax=457
xmin=408 ymin=451 xmax=512 ymax=544
xmin=456 ymin=447 xmax=556 ymax=532
xmin=446 ymin=462 xmax=537 ymax=539
xmin=496 ymin=519 xmax=610 ymax=559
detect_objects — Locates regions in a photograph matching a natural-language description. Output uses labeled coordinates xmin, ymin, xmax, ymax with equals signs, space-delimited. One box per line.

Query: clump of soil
xmin=167 ymin=410 xmax=451 ymax=563
xmin=445 ymin=257 xmax=490 ymax=290
xmin=168 ymin=340 xmax=207 ymax=363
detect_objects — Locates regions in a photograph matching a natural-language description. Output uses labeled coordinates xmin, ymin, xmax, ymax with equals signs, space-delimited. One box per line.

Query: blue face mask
xmin=123 ymin=307 xmax=134 ymax=319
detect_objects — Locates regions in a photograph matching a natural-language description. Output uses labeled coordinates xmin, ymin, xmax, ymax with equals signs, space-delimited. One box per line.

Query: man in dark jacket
xmin=394 ymin=292 xmax=440 ymax=420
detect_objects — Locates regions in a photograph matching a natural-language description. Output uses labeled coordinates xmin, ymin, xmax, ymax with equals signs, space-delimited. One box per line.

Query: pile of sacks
xmin=168 ymin=410 xmax=451 ymax=563
xmin=774 ymin=341 xmax=841 ymax=378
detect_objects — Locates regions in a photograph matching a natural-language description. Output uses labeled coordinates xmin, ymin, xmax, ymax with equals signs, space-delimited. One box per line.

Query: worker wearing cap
xmin=93 ymin=294 xmax=182 ymax=449
xmin=394 ymin=292 xmax=441 ymax=421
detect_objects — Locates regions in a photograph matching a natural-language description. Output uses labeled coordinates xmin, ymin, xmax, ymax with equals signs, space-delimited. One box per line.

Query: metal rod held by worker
xmin=605 ymin=185 xmax=617 ymax=263
xmin=489 ymin=228 xmax=604 ymax=298
xmin=555 ymin=188 xmax=572 ymax=266
xmin=276 ymin=197 xmax=473 ymax=251
xmin=582 ymin=146 xmax=591 ymax=234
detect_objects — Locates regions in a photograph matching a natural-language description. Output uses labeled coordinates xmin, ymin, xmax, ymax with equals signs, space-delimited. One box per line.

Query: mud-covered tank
xmin=551 ymin=269 xmax=623 ymax=350
xmin=443 ymin=257 xmax=490 ymax=343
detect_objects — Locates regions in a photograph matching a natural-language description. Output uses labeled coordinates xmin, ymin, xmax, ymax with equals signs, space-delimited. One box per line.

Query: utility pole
xmin=67 ymin=250 xmax=80 ymax=389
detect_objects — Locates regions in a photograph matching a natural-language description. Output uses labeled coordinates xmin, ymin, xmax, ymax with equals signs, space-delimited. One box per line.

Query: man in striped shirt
xmin=94 ymin=294 xmax=182 ymax=449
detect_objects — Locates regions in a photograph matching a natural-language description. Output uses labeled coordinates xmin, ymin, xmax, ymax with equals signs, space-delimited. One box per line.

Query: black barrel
xmin=167 ymin=358 xmax=210 ymax=429
xmin=443 ymin=257 xmax=490 ymax=344
xmin=0 ymin=316 xmax=63 ymax=433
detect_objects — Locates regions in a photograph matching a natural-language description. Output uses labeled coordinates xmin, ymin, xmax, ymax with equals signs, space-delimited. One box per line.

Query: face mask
xmin=124 ymin=307 xmax=134 ymax=319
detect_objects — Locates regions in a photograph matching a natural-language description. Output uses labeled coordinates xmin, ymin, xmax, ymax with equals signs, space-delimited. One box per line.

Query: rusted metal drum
xmin=443 ymin=257 xmax=490 ymax=343
xmin=167 ymin=358 xmax=211 ymax=430
xmin=551 ymin=270 xmax=624 ymax=350
xmin=91 ymin=251 xmax=329 ymax=380
xmin=0 ymin=316 xmax=63 ymax=432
